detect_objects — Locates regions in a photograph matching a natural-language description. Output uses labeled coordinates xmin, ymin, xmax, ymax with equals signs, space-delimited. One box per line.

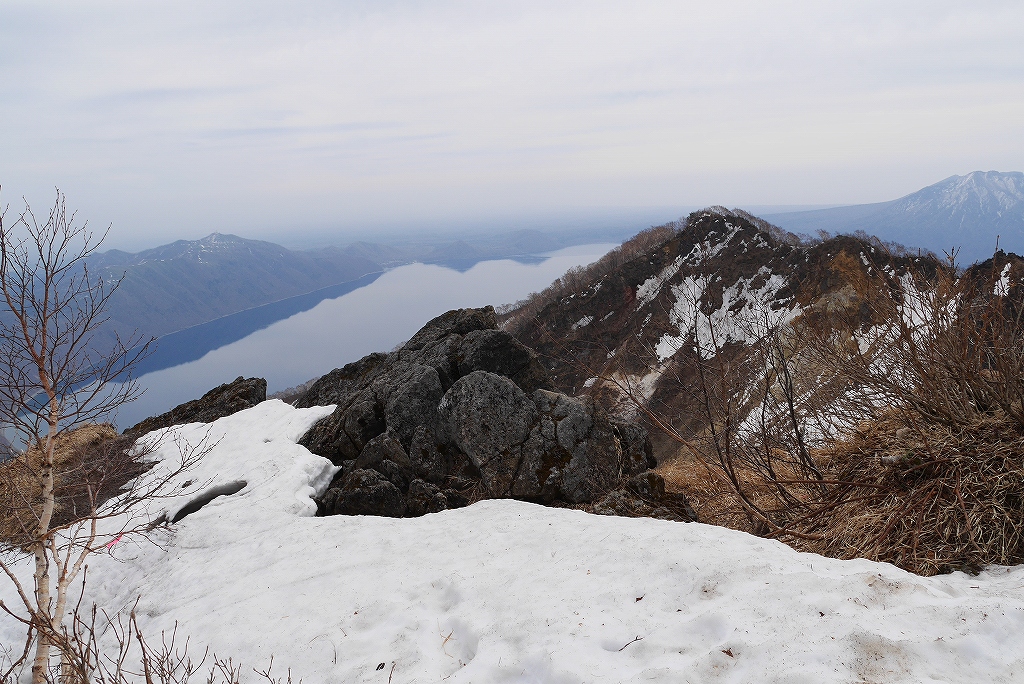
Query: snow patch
xmin=656 ymin=267 xmax=796 ymax=361
xmin=635 ymin=256 xmax=683 ymax=310
xmin=571 ymin=315 xmax=595 ymax=330
xmin=2 ymin=402 xmax=1022 ymax=683
xmin=995 ymin=263 xmax=1012 ymax=296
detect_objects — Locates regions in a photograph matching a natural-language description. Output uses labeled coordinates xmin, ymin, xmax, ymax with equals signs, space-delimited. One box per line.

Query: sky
xmin=1 ymin=0 xmax=1023 ymax=251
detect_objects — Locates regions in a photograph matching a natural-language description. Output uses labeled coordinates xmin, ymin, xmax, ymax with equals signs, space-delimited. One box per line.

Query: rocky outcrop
xmin=593 ymin=472 xmax=698 ymax=523
xmin=301 ymin=306 xmax=687 ymax=521
xmin=438 ymin=376 xmax=637 ymax=503
xmin=297 ymin=306 xmax=553 ymax=462
xmin=319 ymin=469 xmax=406 ymax=518
xmin=124 ymin=376 xmax=267 ymax=438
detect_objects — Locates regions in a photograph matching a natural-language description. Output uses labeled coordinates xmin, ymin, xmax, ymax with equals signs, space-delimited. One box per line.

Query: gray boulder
xmin=612 ymin=420 xmax=658 ymax=476
xmin=377 ymin=363 xmax=444 ymax=448
xmin=438 ymin=371 xmax=539 ymax=496
xmin=295 ymin=353 xmax=388 ymax=409
xmin=436 ymin=373 xmax=626 ymax=504
xmin=298 ymin=306 xmax=551 ymax=464
xmin=303 ymin=305 xmax=667 ymax=521
xmin=354 ymin=430 xmax=412 ymax=473
xmin=513 ymin=390 xmax=621 ymax=503
xmin=456 ymin=329 xmax=553 ymax=394
xmin=408 ymin=425 xmax=449 ymax=484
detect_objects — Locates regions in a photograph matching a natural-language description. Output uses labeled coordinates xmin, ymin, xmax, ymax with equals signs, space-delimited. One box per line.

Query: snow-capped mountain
xmin=766 ymin=171 xmax=1024 ymax=263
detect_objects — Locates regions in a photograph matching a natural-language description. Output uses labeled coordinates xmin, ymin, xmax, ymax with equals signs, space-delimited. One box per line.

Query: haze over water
xmin=113 ymin=244 xmax=615 ymax=430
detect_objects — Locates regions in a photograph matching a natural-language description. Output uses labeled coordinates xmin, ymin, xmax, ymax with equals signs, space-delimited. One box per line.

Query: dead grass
xmin=790 ymin=411 xmax=1024 ymax=575
xmin=658 ymin=447 xmax=814 ymax=535
xmin=659 ymin=409 xmax=1024 ymax=576
xmin=0 ymin=424 xmax=143 ymax=550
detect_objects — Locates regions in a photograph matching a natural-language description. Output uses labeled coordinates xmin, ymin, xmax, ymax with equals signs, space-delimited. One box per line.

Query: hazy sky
xmin=2 ymin=1 xmax=1023 ymax=250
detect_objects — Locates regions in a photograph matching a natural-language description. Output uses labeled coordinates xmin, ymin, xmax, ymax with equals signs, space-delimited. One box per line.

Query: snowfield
xmin=2 ymin=401 xmax=1023 ymax=683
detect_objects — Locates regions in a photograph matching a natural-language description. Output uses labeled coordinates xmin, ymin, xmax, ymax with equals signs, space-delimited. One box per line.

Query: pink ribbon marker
xmin=105 ymin=534 xmax=123 ymax=550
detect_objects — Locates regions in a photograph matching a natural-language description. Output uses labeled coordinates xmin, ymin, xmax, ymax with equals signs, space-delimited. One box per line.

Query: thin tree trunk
xmin=31 ymin=411 xmax=59 ymax=684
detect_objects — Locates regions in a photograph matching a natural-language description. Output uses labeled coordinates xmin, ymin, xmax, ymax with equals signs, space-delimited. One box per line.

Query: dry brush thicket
xmin=497 ymin=223 xmax=678 ymax=327
xmin=650 ymin=249 xmax=1024 ymax=575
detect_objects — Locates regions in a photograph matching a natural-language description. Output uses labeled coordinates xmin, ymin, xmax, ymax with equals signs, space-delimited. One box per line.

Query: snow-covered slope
xmin=2 ymin=402 xmax=1022 ymax=683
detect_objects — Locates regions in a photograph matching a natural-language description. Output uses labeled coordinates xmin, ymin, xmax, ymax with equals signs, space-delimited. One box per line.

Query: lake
xmin=112 ymin=243 xmax=615 ymax=430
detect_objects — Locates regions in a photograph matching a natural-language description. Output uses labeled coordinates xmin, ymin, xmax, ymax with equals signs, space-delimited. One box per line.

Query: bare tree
xmin=0 ymin=188 xmax=164 ymax=683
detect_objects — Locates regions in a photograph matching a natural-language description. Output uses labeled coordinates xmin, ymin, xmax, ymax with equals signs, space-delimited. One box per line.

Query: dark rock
xmin=402 ymin=307 xmax=498 ymax=352
xmin=377 ymin=459 xmax=412 ymax=493
xmin=612 ymin=420 xmax=657 ymax=476
xmin=298 ymin=307 xmax=507 ymax=464
xmin=626 ymin=471 xmax=666 ymax=499
xmin=406 ymin=479 xmax=449 ymax=516
xmin=355 ymin=432 xmax=414 ymax=492
xmin=442 ymin=488 xmax=470 ymax=509
xmin=405 ymin=333 xmax=462 ymax=390
xmin=295 ymin=353 xmax=388 ymax=408
xmin=438 ymin=371 xmax=538 ymax=497
xmin=299 ymin=396 xmax=385 ymax=464
xmin=376 ymin=364 xmax=443 ymax=448
xmin=354 ymin=431 xmax=413 ymax=473
xmin=592 ymin=489 xmax=690 ymax=522
xmin=319 ymin=469 xmax=406 ymax=517
xmin=663 ymin=492 xmax=699 ymax=523
xmin=300 ymin=305 xmax=659 ymax=519
xmin=339 ymin=459 xmax=356 ymax=479
xmin=456 ymin=329 xmax=553 ymax=393
xmin=592 ymin=473 xmax=697 ymax=523
xmin=124 ymin=376 xmax=266 ymax=438
xmin=408 ymin=426 xmax=448 ymax=484
xmin=511 ymin=390 xmax=621 ymax=503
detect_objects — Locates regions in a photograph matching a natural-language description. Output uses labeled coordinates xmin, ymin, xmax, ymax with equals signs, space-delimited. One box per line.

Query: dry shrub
xmin=0 ymin=425 xmax=143 ymax=550
xmin=646 ymin=243 xmax=1024 ymax=575
xmin=658 ymin=452 xmax=753 ymax=531
xmin=498 ymin=222 xmax=678 ymax=328
xmin=792 ymin=411 xmax=1024 ymax=575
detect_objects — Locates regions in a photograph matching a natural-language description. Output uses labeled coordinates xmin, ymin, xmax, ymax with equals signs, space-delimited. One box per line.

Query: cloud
xmin=1 ymin=0 xmax=1023 ymax=249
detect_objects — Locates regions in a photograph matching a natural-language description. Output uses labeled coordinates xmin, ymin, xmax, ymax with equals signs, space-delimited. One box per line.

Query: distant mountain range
xmin=77 ymin=171 xmax=1024 ymax=361
xmin=764 ymin=171 xmax=1024 ymax=264
xmin=86 ymin=227 xmax=630 ymax=355
xmin=88 ymin=233 xmax=380 ymax=352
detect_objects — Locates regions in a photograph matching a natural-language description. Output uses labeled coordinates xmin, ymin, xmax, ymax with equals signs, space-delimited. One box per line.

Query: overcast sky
xmin=2 ymin=1 xmax=1023 ymax=250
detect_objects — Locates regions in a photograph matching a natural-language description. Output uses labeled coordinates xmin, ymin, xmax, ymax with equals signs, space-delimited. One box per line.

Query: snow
xmin=995 ymin=263 xmax=1012 ymax=297
xmin=571 ymin=315 xmax=594 ymax=330
xmin=3 ymin=401 xmax=1024 ymax=683
xmin=655 ymin=268 xmax=796 ymax=361
xmin=635 ymin=256 xmax=683 ymax=310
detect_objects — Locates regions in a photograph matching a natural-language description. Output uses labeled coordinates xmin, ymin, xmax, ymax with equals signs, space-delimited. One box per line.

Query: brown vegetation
xmin=497 ymin=223 xmax=678 ymax=328
xmin=523 ymin=210 xmax=1024 ymax=576
xmin=0 ymin=424 xmax=143 ymax=552
xmin=658 ymin=248 xmax=1024 ymax=575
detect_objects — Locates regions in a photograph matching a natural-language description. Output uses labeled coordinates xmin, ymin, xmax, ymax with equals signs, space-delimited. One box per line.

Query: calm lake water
xmin=113 ymin=243 xmax=615 ymax=430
